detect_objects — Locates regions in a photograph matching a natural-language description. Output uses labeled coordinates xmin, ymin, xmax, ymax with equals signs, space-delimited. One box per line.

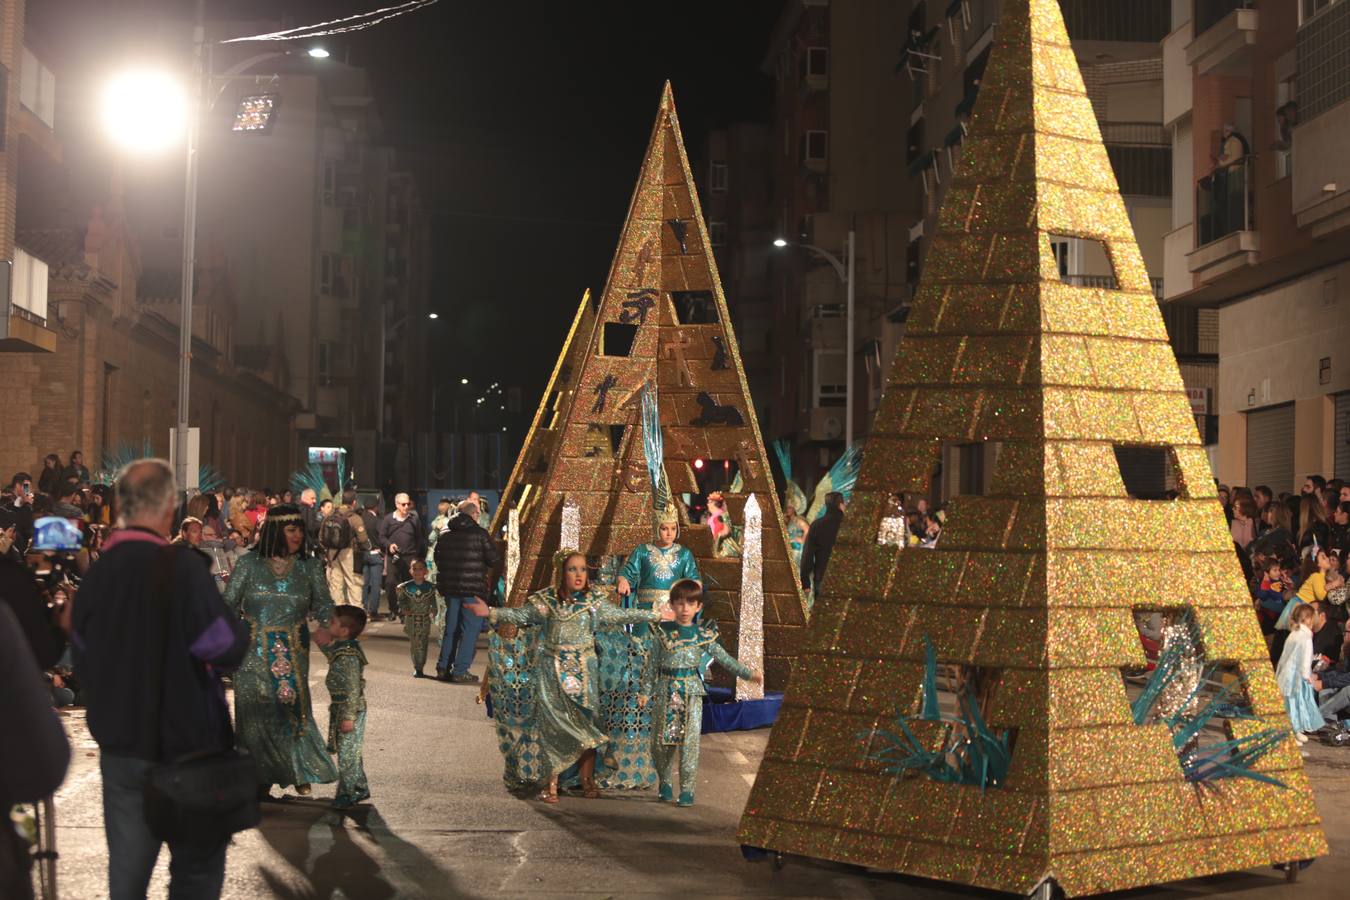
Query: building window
xmin=320 ymin=252 xmax=337 ymax=294
xmin=710 ymin=161 xmax=728 ymax=192
xmin=801 ymin=130 xmax=828 ymax=163
xmin=19 ymin=48 xmax=56 ymax=130
xmin=907 ymin=119 xmax=925 ymax=165
xmin=803 ymin=47 xmax=829 ymax=85
xmin=322 ymin=160 xmax=337 ymax=206
xmin=1301 ymin=0 xmax=1337 ymax=24
xmin=709 ymin=222 xmax=727 ymax=247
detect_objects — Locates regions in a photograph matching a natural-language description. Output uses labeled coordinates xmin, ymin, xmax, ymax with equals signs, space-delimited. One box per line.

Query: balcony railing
xmin=1196 ymin=155 xmax=1254 ymax=246
xmin=1196 ymin=0 xmax=1256 ymax=37
xmin=1100 ymin=121 xmax=1168 ymax=146
xmin=1061 ymin=273 xmax=1119 ymax=289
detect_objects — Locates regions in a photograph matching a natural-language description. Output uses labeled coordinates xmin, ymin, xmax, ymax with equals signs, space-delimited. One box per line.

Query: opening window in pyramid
xmin=671 ymin=290 xmax=718 ymax=324
xmin=866 ymin=642 xmax=1015 ymax=790
xmin=600 ymin=322 xmax=639 ymax=357
xmin=1113 ymin=445 xmax=1180 ymax=500
xmin=938 ymin=441 xmax=1001 ymax=500
xmin=1123 ymin=609 xmax=1282 ymax=785
xmin=1048 ymin=235 xmax=1118 ymax=289
xmin=580 ymin=424 xmax=627 ymax=459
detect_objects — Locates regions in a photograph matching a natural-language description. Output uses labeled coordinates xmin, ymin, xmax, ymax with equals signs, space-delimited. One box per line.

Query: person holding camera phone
xmin=5 ymin=472 xmax=36 ymax=554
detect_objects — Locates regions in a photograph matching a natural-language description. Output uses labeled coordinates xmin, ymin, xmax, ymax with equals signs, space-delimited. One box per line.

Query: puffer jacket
xmin=433 ymin=513 xmax=500 ymax=599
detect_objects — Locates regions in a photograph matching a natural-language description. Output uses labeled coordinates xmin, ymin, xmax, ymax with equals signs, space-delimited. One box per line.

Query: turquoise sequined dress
xmin=594 ymin=543 xmax=700 ymax=790
xmin=642 ymin=620 xmax=753 ymax=802
xmin=489 ymin=588 xmax=659 ymax=786
xmin=224 ymin=553 xmax=339 ymax=788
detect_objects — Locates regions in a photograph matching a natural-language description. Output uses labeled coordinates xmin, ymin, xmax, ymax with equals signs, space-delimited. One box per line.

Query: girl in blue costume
xmin=223 ymin=505 xmax=339 ymax=797
xmin=468 ymin=552 xmax=667 ymax=802
xmin=594 ymin=502 xmax=701 ymax=790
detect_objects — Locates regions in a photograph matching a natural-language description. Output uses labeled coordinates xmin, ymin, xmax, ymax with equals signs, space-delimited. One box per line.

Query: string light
xmin=221 ymin=0 xmax=442 ymax=43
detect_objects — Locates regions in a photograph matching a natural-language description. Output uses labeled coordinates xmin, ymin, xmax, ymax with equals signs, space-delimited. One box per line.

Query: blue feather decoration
xmin=640 ymin=383 xmax=666 ymax=510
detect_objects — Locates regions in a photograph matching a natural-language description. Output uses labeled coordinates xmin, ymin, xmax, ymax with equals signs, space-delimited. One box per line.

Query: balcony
xmin=1185 ymin=0 xmax=1257 ymax=75
xmin=1188 ymin=157 xmax=1259 ymax=280
xmin=1291 ymin=106 xmax=1350 ymax=236
xmin=0 ymin=250 xmax=57 ymax=353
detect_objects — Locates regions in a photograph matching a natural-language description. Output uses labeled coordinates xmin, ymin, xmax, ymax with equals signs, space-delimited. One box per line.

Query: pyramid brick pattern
xmin=736 ymin=1 xmax=1326 ymax=894
xmin=505 ymin=84 xmax=806 ymax=690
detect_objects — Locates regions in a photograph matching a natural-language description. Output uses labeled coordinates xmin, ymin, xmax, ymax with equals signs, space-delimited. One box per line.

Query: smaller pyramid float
xmin=502 ymin=84 xmax=806 ymax=689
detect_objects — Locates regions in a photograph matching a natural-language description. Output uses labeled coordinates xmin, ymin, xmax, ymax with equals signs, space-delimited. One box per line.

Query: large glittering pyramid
xmin=490 ymin=289 xmax=595 ymax=540
xmin=736 ymin=0 xmax=1326 ymax=895
xmin=505 ymin=83 xmax=807 ymax=689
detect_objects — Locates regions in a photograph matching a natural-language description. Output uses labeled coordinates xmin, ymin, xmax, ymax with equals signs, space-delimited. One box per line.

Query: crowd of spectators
xmin=1219 ymin=474 xmax=1350 ymax=741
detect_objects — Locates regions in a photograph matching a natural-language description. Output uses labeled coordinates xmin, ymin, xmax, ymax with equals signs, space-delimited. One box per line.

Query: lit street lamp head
xmin=428 ymin=312 xmax=439 ymax=319
xmin=772 ymin=238 xmax=789 ymax=247
xmin=101 ymin=70 xmax=187 ymax=154
xmin=307 ymin=47 xmax=331 ymax=58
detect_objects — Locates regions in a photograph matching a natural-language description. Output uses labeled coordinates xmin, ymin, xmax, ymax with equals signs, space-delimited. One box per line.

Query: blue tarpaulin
xmin=701 ymin=686 xmax=783 ymax=733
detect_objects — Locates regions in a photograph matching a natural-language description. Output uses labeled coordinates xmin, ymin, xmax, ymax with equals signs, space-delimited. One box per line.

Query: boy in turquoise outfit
xmin=323 ymin=605 xmax=370 ymax=809
xmin=638 ymin=579 xmax=761 ymax=806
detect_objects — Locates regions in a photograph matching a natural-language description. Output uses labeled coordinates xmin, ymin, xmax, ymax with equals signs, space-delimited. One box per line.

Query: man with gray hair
xmin=376 ymin=492 xmax=424 ymax=620
xmin=432 ymin=498 xmax=500 ymax=682
xmin=72 ymin=459 xmax=249 ymax=899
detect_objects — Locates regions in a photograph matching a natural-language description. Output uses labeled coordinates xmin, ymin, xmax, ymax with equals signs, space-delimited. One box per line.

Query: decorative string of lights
xmin=737 ymin=493 xmax=765 ymax=702
xmin=220 ymin=0 xmax=443 ymax=43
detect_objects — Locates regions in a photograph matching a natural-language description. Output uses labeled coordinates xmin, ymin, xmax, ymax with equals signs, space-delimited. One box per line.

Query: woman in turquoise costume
xmin=593 ymin=503 xmax=701 ymax=790
xmin=467 ymin=552 xmax=667 ymax=803
xmin=223 ymin=505 xmax=339 ymax=797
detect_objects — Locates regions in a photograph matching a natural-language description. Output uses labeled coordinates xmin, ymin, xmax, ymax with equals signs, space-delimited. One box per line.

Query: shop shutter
xmin=1245 ymin=404 xmax=1295 ymax=493
xmin=1336 ymin=392 xmax=1350 ymax=480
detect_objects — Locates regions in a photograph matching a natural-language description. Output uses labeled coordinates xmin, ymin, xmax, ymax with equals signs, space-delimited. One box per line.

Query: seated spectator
xmin=1329 ymin=502 xmax=1350 ymax=558
xmin=1255 ymin=556 xmax=1296 ymax=633
xmin=61 ymin=450 xmax=90 ymax=487
xmin=37 ymin=453 xmax=63 ymax=496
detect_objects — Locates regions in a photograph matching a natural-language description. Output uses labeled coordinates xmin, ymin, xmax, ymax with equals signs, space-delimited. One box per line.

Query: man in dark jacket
xmin=72 ymin=459 xmax=249 ymax=900
xmin=800 ymin=492 xmax=845 ymax=598
xmin=433 ymin=499 xmax=500 ymax=683
xmin=376 ymin=492 xmax=425 ymax=620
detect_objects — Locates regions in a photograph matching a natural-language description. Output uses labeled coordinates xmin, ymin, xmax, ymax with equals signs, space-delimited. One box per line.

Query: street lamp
xmin=100 ymin=1 xmax=327 ymax=494
xmin=773 ymin=229 xmax=857 ymax=447
xmin=428 ymin=312 xmax=439 ymax=319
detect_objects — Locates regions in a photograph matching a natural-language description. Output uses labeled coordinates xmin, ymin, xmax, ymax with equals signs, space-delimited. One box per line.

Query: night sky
xmin=36 ymin=0 xmax=782 ymax=427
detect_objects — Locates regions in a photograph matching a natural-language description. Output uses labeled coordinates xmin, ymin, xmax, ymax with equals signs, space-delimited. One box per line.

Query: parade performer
xmin=323 ymin=605 xmax=370 ymax=809
xmin=595 ymin=502 xmax=700 ymax=790
xmin=784 ymin=503 xmax=810 ymax=572
xmin=425 ymin=496 xmax=453 ymax=641
xmin=223 ymin=504 xmax=338 ymax=796
xmin=400 ymin=558 xmax=438 ymax=677
xmin=639 ymin=579 xmax=761 ymax=806
xmin=466 ymin=551 xmax=668 ymax=803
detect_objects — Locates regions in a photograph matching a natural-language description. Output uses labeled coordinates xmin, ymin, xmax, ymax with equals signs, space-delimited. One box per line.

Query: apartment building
xmin=698 ymin=123 xmax=776 ymax=427
xmin=1163 ymin=0 xmax=1350 ymax=492
xmin=125 ymin=38 xmax=431 ymax=492
xmin=0 ymin=1 xmax=296 ymax=485
xmin=759 ymin=0 xmax=1203 ymax=486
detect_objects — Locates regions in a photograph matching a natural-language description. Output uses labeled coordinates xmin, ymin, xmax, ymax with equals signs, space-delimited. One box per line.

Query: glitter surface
xmin=737 ymin=0 xmax=1327 ymax=894
xmin=738 ymin=495 xmax=765 ymax=701
xmin=497 ymin=84 xmax=804 ymax=688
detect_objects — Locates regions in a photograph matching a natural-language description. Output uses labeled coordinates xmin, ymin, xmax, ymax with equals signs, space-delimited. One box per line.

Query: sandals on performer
xmin=582 ymin=778 xmax=601 ymax=800
xmin=539 ymin=780 xmax=560 ymax=804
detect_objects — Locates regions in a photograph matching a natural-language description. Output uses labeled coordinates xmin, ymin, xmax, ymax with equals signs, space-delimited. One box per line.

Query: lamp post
xmin=101 ymin=5 xmax=328 ymax=494
xmin=773 ymin=229 xmax=856 ymax=447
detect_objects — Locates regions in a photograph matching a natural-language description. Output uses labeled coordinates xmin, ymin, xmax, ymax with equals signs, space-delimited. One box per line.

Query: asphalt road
xmin=48 ymin=620 xmax=1350 ymax=899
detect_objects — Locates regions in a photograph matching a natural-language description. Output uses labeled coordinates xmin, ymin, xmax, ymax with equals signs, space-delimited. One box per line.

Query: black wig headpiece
xmin=255 ymin=503 xmax=312 ymax=559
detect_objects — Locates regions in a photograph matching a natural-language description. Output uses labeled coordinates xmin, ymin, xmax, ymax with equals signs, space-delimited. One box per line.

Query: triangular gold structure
xmin=490 ymin=289 xmax=594 ymax=540
xmin=737 ymin=1 xmax=1325 ymax=895
xmin=505 ymin=83 xmax=806 ymax=689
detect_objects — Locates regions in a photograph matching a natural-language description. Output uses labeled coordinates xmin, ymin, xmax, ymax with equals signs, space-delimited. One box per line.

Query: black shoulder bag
xmin=142 ymin=544 xmax=261 ymax=844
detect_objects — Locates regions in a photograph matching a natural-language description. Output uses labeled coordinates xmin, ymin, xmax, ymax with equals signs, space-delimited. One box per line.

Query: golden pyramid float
xmin=736 ymin=0 xmax=1326 ymax=894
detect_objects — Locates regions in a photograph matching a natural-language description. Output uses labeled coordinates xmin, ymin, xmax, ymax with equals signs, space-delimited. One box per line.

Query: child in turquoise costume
xmin=639 ymin=579 xmax=761 ymax=806
xmin=399 ymin=559 xmax=438 ymax=677
xmin=595 ymin=504 xmax=701 ymax=790
xmin=323 ymin=605 xmax=370 ymax=809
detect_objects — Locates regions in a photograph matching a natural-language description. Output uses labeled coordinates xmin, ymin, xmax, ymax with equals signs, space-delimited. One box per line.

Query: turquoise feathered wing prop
xmin=772 ymin=439 xmax=809 ymax=515
xmin=806 ymin=443 xmax=862 ymax=521
xmin=640 ymin=383 xmax=669 ymax=511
